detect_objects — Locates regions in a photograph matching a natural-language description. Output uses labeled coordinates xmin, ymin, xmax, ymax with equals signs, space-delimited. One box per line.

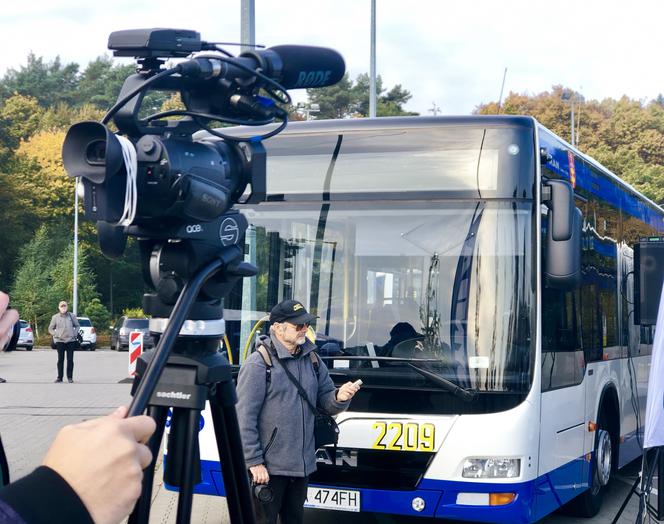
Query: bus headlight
xmin=462 ymin=458 xmax=520 ymax=478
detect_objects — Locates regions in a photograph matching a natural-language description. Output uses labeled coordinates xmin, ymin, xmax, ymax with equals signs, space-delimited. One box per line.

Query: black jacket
xmin=0 ymin=437 xmax=92 ymax=524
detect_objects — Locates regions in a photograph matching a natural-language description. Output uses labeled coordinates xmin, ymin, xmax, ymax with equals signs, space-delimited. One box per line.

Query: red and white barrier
xmin=128 ymin=331 xmax=144 ymax=377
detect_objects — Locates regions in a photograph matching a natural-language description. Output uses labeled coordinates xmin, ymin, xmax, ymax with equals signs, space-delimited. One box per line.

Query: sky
xmin=1 ymin=0 xmax=663 ymax=115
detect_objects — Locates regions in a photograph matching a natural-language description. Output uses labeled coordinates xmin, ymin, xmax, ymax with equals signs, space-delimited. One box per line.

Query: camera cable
xmin=101 ymin=67 xmax=180 ymax=125
xmin=115 ymin=134 xmax=138 ymax=226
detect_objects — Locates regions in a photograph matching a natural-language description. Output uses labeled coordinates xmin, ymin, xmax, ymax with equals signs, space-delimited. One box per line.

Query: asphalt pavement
xmin=0 ymin=346 xmax=652 ymax=524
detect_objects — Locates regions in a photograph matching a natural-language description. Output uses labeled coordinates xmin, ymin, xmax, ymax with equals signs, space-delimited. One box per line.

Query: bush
xmin=85 ymin=298 xmax=111 ymax=333
xmin=122 ymin=307 xmax=147 ymax=318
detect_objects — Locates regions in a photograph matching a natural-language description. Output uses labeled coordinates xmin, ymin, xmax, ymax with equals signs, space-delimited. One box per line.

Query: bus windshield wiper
xmin=404 ymin=360 xmax=477 ymax=402
xmin=323 ymin=356 xmax=477 ymax=402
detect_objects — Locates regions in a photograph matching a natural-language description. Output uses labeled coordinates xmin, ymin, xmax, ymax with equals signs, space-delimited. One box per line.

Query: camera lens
xmin=85 ymin=140 xmax=107 ymax=165
xmin=254 ymin=483 xmax=273 ymax=503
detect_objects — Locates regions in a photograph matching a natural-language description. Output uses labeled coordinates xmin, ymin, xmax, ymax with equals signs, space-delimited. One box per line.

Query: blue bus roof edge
xmin=536 ymin=121 xmax=664 ymax=214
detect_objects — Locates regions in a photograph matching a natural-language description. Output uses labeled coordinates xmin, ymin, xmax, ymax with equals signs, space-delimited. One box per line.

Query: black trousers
xmin=55 ymin=341 xmax=75 ymax=380
xmin=254 ymin=475 xmax=309 ymax=524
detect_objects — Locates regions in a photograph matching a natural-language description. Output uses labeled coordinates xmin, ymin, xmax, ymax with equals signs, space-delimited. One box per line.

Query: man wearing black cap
xmin=236 ymin=299 xmax=360 ymax=524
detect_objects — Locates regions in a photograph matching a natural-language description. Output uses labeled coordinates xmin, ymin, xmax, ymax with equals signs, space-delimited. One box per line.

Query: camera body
xmin=62 ymin=28 xmax=344 ymax=320
xmin=63 ymin=28 xmax=343 ymax=261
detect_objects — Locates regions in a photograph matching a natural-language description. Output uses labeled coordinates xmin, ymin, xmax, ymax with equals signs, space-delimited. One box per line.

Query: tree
xmin=475 ymin=87 xmax=664 ymax=204
xmin=0 ymin=94 xmax=43 ymax=154
xmin=10 ymin=224 xmax=99 ymax=335
xmin=306 ymin=73 xmax=355 ymax=119
xmin=0 ymin=53 xmax=79 ymax=108
xmin=84 ymin=298 xmax=111 ymax=333
xmin=122 ymin=307 xmax=146 ymax=319
xmin=75 ymin=56 xmax=135 ymax=109
xmin=351 ymin=73 xmax=384 ymax=116
xmin=10 ymin=225 xmax=69 ymax=334
xmin=49 ymin=243 xmax=100 ymax=314
xmin=14 ymin=128 xmax=74 ymax=220
xmin=306 ymin=73 xmax=418 ymax=119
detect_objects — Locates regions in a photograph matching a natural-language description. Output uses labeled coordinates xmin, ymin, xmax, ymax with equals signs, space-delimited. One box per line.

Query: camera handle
xmin=126 ymin=255 xmax=256 ymax=524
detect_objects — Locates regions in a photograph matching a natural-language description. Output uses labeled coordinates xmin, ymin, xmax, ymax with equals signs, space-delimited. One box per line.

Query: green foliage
xmin=306 ymin=73 xmax=355 ymax=119
xmin=306 ymin=73 xmax=418 ymax=119
xmin=84 ymin=298 xmax=111 ymax=333
xmin=49 ymin=243 xmax=99 ymax=313
xmin=0 ymin=95 xmax=43 ymax=153
xmin=122 ymin=307 xmax=147 ymax=318
xmin=10 ymin=224 xmax=99 ymax=334
xmin=76 ymin=56 xmax=135 ymax=109
xmin=0 ymin=54 xmax=79 ymax=108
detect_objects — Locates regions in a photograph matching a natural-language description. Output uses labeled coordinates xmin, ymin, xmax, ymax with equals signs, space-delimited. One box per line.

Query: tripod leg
xmin=174 ymin=409 xmax=202 ymax=524
xmin=210 ymin=382 xmax=256 ymax=524
xmin=610 ymin=474 xmax=640 ymax=524
xmin=128 ymin=405 xmax=169 ymax=524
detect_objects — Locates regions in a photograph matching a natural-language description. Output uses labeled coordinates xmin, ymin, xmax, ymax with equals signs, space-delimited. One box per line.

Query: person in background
xmin=0 ymin=291 xmax=157 ymax=524
xmin=48 ymin=301 xmax=79 ymax=383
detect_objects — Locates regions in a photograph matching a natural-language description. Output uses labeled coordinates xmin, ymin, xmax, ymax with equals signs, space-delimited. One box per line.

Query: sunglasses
xmin=287 ymin=322 xmax=310 ymax=331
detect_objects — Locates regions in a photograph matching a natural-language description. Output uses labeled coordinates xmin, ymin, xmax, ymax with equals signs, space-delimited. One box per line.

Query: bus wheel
xmin=566 ymin=417 xmax=613 ymax=517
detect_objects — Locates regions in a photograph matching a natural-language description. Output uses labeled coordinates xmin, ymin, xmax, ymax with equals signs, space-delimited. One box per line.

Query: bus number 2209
xmin=371 ymin=422 xmax=435 ymax=451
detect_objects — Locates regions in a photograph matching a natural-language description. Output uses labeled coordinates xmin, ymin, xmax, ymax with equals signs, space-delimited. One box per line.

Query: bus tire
xmin=566 ymin=412 xmax=614 ymax=517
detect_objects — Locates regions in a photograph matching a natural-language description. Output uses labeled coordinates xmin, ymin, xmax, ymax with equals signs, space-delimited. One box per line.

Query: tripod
xmin=125 ymin=250 xmax=257 ymax=524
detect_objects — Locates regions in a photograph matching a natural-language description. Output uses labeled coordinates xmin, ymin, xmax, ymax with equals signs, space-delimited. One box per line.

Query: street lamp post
xmin=240 ymin=0 xmax=255 ymax=54
xmin=561 ymin=89 xmax=576 ymax=147
xmin=73 ymin=179 xmax=79 ymax=315
xmin=369 ymin=0 xmax=377 ymax=118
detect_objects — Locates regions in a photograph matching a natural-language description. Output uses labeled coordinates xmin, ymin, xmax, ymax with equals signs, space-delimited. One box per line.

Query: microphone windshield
xmin=268 ymin=45 xmax=345 ymax=89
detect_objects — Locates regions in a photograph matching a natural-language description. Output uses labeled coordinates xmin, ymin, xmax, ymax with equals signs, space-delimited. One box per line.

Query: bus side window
xmin=541 ymin=214 xmax=584 ymax=391
xmin=541 ymin=288 xmax=581 ymax=353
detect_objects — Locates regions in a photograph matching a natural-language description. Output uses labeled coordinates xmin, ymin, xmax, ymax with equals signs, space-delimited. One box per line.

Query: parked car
xmin=110 ymin=317 xmax=154 ymax=351
xmin=16 ymin=320 xmax=33 ymax=351
xmin=77 ymin=316 xmax=97 ymax=351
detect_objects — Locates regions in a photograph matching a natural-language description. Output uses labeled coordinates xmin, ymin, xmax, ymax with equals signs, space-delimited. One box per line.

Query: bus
xmin=186 ymin=116 xmax=664 ymax=523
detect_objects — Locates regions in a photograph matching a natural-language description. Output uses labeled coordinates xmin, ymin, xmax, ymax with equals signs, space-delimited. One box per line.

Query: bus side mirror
xmin=634 ymin=239 xmax=664 ymax=325
xmin=543 ymin=180 xmax=582 ymax=290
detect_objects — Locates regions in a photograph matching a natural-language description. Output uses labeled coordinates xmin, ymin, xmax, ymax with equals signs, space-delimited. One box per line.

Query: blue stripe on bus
xmin=181 ymin=456 xmax=591 ymax=523
xmin=163 ymin=458 xmax=224 ymax=496
xmin=538 ymin=130 xmax=663 ymax=231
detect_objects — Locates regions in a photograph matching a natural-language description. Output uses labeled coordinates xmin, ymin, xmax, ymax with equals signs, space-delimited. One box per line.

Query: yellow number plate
xmin=371 ymin=421 xmax=435 ymax=451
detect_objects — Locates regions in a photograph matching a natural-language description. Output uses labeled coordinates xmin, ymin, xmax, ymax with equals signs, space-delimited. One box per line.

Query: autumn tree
xmin=476 ymin=87 xmax=664 ymax=204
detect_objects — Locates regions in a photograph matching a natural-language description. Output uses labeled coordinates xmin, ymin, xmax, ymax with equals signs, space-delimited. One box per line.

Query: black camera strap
xmin=266 ymin=343 xmax=319 ymax=416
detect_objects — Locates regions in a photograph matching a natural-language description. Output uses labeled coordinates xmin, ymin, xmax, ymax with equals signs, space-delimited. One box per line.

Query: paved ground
xmin=0 ymin=346 xmax=653 ymax=523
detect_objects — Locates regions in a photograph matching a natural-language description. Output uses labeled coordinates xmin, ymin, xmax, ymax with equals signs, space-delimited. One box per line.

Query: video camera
xmin=61 ymin=28 xmax=344 ymax=318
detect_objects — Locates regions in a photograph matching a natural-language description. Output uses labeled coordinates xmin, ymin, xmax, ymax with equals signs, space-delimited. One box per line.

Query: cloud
xmin=0 ymin=0 xmax=662 ymax=115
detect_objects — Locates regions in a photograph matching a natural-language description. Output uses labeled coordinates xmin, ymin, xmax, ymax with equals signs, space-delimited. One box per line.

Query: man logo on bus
xmin=315 ymin=448 xmax=358 ymax=467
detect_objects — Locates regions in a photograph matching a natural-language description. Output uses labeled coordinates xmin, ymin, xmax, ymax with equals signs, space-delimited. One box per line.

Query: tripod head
xmin=128 ymin=212 xmax=256 ymax=344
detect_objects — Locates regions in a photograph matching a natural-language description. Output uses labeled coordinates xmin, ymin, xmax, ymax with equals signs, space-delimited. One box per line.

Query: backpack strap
xmin=309 ymin=351 xmax=320 ymax=378
xmin=256 ymin=345 xmax=273 ymax=385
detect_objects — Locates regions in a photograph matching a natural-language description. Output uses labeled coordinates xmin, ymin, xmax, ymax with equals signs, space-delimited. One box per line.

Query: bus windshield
xmin=228 ymin=199 xmax=534 ymax=394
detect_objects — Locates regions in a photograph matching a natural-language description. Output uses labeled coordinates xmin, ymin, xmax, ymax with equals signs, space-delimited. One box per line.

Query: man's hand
xmin=0 ymin=292 xmax=18 ymax=352
xmin=336 ymin=381 xmax=361 ymax=402
xmin=249 ymin=464 xmax=269 ymax=485
xmin=43 ymin=406 xmax=156 ymax=524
